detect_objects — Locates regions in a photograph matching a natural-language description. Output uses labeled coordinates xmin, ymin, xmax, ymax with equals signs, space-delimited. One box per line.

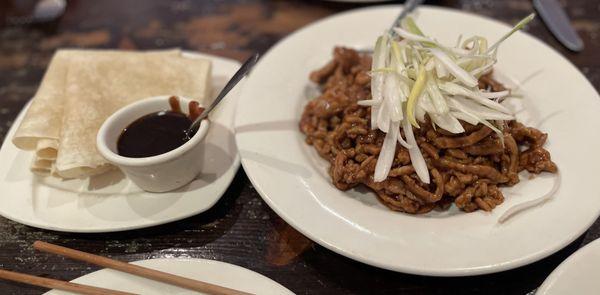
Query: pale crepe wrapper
xmin=35 ymin=138 xmax=58 ymax=159
xmin=56 ymin=52 xmax=211 ymax=178
xmin=12 ymin=49 xmax=180 ymax=164
xmin=30 ymin=156 xmax=53 ymax=176
xmin=12 ymin=51 xmax=69 ymax=152
xmin=29 ymin=139 xmax=59 ymax=175
xmin=13 ymin=49 xmax=179 ymax=151
xmin=12 ymin=49 xmax=211 ymax=179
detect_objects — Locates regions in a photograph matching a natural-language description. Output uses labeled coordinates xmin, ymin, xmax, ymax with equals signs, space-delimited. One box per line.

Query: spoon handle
xmin=189 ymin=53 xmax=260 ymax=132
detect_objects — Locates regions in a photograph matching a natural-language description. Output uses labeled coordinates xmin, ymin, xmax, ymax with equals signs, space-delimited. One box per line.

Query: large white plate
xmin=44 ymin=258 xmax=293 ymax=295
xmin=537 ymin=239 xmax=600 ymax=295
xmin=0 ymin=53 xmax=241 ymax=233
xmin=234 ymin=5 xmax=600 ymax=276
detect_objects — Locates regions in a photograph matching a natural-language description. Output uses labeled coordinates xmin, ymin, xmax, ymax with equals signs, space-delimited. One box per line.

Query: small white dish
xmin=537 ymin=239 xmax=600 ymax=295
xmin=97 ymin=96 xmax=210 ymax=193
xmin=43 ymin=258 xmax=294 ymax=295
xmin=0 ymin=52 xmax=242 ymax=232
xmin=234 ymin=5 xmax=600 ymax=275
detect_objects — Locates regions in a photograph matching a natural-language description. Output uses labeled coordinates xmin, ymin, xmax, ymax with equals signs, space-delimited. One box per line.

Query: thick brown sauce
xmin=117 ymin=96 xmax=205 ymax=158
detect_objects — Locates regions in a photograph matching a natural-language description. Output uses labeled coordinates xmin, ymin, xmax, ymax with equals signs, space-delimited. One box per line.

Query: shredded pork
xmin=300 ymin=47 xmax=557 ymax=214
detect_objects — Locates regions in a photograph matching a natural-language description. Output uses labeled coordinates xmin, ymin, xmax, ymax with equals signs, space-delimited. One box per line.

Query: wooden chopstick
xmin=34 ymin=241 xmax=253 ymax=295
xmin=0 ymin=269 xmax=136 ymax=295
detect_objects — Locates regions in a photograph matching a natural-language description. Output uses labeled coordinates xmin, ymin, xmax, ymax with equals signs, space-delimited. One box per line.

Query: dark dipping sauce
xmin=117 ymin=96 xmax=204 ymax=158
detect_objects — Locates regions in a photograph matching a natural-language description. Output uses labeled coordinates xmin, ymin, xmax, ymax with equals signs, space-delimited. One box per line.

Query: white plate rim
xmin=43 ymin=258 xmax=294 ymax=295
xmin=234 ymin=4 xmax=600 ymax=276
xmin=0 ymin=52 xmax=242 ymax=233
xmin=537 ymin=238 xmax=600 ymax=294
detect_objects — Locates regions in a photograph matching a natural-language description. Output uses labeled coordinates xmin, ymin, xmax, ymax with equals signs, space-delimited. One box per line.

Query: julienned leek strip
xmin=0 ymin=269 xmax=135 ymax=295
xmin=33 ymin=241 xmax=253 ymax=295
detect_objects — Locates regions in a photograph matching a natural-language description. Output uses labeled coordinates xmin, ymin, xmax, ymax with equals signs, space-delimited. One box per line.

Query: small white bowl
xmin=97 ymin=95 xmax=210 ymax=192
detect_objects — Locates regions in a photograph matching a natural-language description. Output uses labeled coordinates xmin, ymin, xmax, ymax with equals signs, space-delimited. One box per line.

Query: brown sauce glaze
xmin=117 ymin=96 xmax=204 ymax=158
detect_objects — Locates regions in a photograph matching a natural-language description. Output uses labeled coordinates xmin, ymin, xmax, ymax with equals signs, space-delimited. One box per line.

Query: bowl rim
xmin=96 ymin=95 xmax=210 ymax=167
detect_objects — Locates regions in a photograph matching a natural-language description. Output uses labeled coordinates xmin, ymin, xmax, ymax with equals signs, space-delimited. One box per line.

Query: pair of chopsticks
xmin=0 ymin=241 xmax=252 ymax=295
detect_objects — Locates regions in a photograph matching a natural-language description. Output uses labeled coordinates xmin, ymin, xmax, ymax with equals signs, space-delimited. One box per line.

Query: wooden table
xmin=0 ymin=0 xmax=598 ymax=294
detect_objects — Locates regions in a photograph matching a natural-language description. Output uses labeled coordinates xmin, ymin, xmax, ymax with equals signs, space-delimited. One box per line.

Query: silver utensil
xmin=5 ymin=0 xmax=66 ymax=25
xmin=533 ymin=0 xmax=584 ymax=52
xmin=186 ymin=53 xmax=260 ymax=137
xmin=389 ymin=0 xmax=425 ymax=36
xmin=307 ymin=2 xmax=422 ymax=98
xmin=359 ymin=0 xmax=423 ymax=52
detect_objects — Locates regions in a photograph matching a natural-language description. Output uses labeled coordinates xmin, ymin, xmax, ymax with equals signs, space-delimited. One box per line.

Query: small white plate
xmin=0 ymin=52 xmax=241 ymax=233
xmin=538 ymin=239 xmax=600 ymax=295
xmin=43 ymin=258 xmax=294 ymax=295
xmin=234 ymin=5 xmax=600 ymax=276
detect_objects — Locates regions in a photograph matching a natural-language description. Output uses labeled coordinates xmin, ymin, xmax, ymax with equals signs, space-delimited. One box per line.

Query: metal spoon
xmin=357 ymin=0 xmax=424 ymax=53
xmin=389 ymin=0 xmax=425 ymax=36
xmin=186 ymin=53 xmax=260 ymax=138
xmin=305 ymin=1 xmax=423 ymax=99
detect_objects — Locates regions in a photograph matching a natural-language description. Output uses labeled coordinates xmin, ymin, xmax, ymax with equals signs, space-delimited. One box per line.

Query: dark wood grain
xmin=0 ymin=0 xmax=599 ymax=294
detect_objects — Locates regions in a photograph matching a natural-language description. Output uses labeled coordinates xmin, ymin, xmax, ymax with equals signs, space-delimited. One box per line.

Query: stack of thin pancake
xmin=12 ymin=49 xmax=212 ymax=179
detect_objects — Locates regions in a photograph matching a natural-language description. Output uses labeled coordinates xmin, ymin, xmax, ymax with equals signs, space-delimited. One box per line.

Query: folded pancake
xmin=31 ymin=156 xmax=53 ymax=176
xmin=35 ymin=138 xmax=58 ymax=159
xmin=12 ymin=49 xmax=211 ymax=179
xmin=13 ymin=49 xmax=180 ymax=151
xmin=55 ymin=52 xmax=211 ymax=178
xmin=12 ymin=49 xmax=178 ymax=169
xmin=12 ymin=51 xmax=70 ymax=153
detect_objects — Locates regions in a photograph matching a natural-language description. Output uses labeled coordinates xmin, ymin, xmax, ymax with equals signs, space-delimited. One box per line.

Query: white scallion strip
xmin=390 ymin=41 xmax=406 ymax=74
xmin=415 ymin=104 xmax=426 ymax=123
xmin=498 ymin=172 xmax=561 ymax=223
xmin=478 ymin=37 xmax=488 ymax=54
xmin=397 ymin=130 xmax=412 ymax=149
xmin=455 ymin=34 xmax=463 ymax=48
xmin=425 ymin=72 xmax=449 ymax=114
xmin=384 ymin=74 xmax=404 ymax=121
xmin=449 ymin=96 xmax=514 ymax=121
xmin=398 ymin=78 xmax=410 ymax=101
xmin=449 ymin=106 xmax=503 ymax=137
xmin=429 ymin=48 xmax=479 ymax=87
xmin=370 ymin=35 xmax=388 ymax=130
xmin=377 ymin=94 xmax=391 ymax=132
xmin=401 ymin=46 xmax=409 ymax=66
xmin=439 ymin=82 xmax=513 ymax=114
xmin=371 ymin=72 xmax=384 ymax=103
xmin=425 ymin=93 xmax=439 ymax=115
xmin=393 ymin=27 xmax=436 ymax=44
xmin=418 ymin=92 xmax=436 ymax=114
xmin=450 ymin=111 xmax=479 ymax=125
xmin=435 ymin=59 xmax=448 ymax=78
xmin=402 ymin=117 xmax=430 ymax=184
xmin=403 ymin=16 xmax=425 ymax=36
xmin=407 ymin=64 xmax=427 ymax=127
xmin=487 ymin=13 xmax=535 ymax=53
xmin=430 ymin=112 xmax=465 ymax=133
xmin=371 ymin=35 xmax=388 ymax=102
xmin=357 ymin=99 xmax=381 ymax=106
xmin=469 ymin=60 xmax=497 ymax=78
xmin=374 ymin=121 xmax=400 ymax=182
xmin=456 ymin=55 xmax=494 ymax=67
xmin=425 ymin=58 xmax=436 ymax=71
xmin=371 ymin=105 xmax=380 ymax=131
